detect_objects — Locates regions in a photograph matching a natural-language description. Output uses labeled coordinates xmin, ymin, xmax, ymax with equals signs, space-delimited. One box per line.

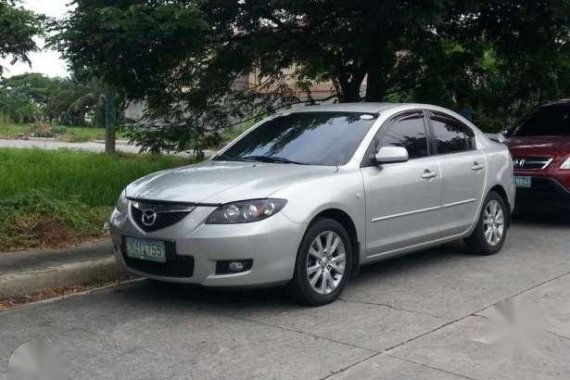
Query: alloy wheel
xmin=483 ymin=199 xmax=505 ymax=246
xmin=306 ymin=231 xmax=346 ymax=295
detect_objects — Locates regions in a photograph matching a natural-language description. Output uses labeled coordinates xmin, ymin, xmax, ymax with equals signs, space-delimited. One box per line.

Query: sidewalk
xmin=0 ymin=239 xmax=128 ymax=299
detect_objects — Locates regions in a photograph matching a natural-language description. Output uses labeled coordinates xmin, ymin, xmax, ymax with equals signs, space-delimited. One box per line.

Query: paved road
xmin=1 ymin=215 xmax=569 ymax=380
xmin=0 ymin=138 xmax=142 ymax=154
xmin=0 ymin=138 xmax=217 ymax=157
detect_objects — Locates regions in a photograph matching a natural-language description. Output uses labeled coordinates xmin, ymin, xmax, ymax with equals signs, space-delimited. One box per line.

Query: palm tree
xmin=48 ymin=77 xmax=119 ymax=152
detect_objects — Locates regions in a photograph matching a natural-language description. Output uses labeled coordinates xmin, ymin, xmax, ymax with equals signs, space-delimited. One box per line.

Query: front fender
xmin=274 ymin=168 xmax=367 ymax=250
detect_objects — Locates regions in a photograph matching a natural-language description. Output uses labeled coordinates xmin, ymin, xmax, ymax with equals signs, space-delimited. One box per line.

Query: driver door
xmin=360 ymin=111 xmax=442 ymax=258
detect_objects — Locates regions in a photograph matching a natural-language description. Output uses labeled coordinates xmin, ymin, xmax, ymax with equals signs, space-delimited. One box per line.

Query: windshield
xmin=511 ymin=104 xmax=570 ymax=137
xmin=215 ymin=112 xmax=377 ymax=166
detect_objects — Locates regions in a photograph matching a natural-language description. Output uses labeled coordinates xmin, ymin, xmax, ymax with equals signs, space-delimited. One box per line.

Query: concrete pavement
xmin=0 ymin=216 xmax=569 ymax=379
xmin=0 ymin=138 xmax=217 ymax=157
xmin=0 ymin=138 xmax=142 ymax=154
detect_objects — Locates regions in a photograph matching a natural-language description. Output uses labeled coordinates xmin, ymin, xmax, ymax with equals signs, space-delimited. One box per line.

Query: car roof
xmin=284 ymin=102 xmax=401 ymax=114
xmin=283 ymin=102 xmax=455 ymax=115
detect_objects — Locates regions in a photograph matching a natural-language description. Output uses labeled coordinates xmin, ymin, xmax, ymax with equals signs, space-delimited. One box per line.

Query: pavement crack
xmin=387 ymin=354 xmax=483 ymax=380
xmin=211 ymin=310 xmax=379 ymax=354
xmin=338 ymin=297 xmax=444 ymax=319
xmin=547 ymin=330 xmax=570 ymax=341
xmin=318 ymin=352 xmax=380 ymax=380
xmin=499 ymin=270 xmax=570 ymax=305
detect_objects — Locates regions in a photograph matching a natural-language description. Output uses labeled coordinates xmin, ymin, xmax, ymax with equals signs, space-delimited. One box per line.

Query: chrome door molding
xmin=370 ymin=198 xmax=477 ymax=223
xmin=371 ymin=205 xmax=440 ymax=223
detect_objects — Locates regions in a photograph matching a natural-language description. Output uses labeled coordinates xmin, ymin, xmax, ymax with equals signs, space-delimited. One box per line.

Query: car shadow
xmin=109 ymin=241 xmax=468 ymax=312
xmin=512 ymin=209 xmax=570 ymax=228
xmin=108 ymin=211 xmax=567 ymax=311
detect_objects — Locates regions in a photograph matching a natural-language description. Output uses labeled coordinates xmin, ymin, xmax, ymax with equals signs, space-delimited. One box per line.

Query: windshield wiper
xmin=241 ymin=155 xmax=310 ymax=165
xmin=214 ymin=153 xmax=257 ymax=162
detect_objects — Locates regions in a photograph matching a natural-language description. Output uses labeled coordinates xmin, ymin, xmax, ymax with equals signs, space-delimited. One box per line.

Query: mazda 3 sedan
xmin=109 ymin=103 xmax=515 ymax=305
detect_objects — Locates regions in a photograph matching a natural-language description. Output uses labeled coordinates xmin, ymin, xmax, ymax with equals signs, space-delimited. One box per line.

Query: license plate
xmin=125 ymin=237 xmax=166 ymax=263
xmin=514 ymin=176 xmax=532 ymax=189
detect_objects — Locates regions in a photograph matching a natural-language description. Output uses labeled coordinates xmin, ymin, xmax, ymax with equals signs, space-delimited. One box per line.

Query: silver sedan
xmin=109 ymin=103 xmax=515 ymax=305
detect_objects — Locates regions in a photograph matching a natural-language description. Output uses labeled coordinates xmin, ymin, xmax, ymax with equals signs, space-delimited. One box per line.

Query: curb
xmin=0 ymin=244 xmax=130 ymax=299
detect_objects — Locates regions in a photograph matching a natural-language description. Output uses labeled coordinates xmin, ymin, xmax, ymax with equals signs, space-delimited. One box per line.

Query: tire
xmin=464 ymin=191 xmax=508 ymax=255
xmin=288 ymin=217 xmax=353 ymax=306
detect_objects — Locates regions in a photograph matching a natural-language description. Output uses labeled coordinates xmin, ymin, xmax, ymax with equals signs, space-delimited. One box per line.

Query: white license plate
xmin=125 ymin=237 xmax=166 ymax=263
xmin=514 ymin=176 xmax=532 ymax=189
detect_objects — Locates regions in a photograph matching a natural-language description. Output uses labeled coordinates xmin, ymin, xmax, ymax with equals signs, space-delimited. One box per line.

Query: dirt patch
xmin=0 ymin=280 xmax=122 ymax=311
xmin=0 ymin=210 xmax=108 ymax=252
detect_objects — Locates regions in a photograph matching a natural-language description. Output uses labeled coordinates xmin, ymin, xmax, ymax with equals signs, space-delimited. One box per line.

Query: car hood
xmin=126 ymin=160 xmax=335 ymax=204
xmin=507 ymin=136 xmax=570 ymax=157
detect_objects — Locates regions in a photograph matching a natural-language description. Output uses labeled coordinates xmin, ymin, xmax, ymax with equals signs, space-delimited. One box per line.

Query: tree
xmin=0 ymin=73 xmax=63 ymax=123
xmin=0 ymin=0 xmax=43 ymax=75
xmin=53 ymin=0 xmax=570 ymax=151
xmin=48 ymin=77 xmax=121 ymax=128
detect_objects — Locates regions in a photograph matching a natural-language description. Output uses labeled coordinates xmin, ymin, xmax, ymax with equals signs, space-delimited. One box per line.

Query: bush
xmin=28 ymin=122 xmax=57 ymax=138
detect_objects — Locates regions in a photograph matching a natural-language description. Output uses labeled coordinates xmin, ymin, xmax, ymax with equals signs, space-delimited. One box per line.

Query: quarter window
xmin=430 ymin=113 xmax=475 ymax=154
xmin=380 ymin=112 xmax=429 ymax=159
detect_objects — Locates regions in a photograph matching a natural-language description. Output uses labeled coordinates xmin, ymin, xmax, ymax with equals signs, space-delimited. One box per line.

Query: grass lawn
xmin=0 ymin=124 xmax=28 ymax=139
xmin=0 ymin=148 xmax=193 ymax=251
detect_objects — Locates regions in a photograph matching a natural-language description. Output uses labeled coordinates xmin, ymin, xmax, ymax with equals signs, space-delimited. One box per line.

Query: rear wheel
xmin=465 ymin=191 xmax=508 ymax=255
xmin=288 ymin=218 xmax=352 ymax=306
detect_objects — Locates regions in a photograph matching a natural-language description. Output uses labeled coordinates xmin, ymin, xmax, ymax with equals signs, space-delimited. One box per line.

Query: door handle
xmin=471 ymin=162 xmax=485 ymax=171
xmin=421 ymin=170 xmax=438 ymax=180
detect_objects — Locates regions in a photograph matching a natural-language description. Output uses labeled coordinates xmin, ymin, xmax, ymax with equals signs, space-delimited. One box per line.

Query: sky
xmin=1 ymin=0 xmax=72 ymax=78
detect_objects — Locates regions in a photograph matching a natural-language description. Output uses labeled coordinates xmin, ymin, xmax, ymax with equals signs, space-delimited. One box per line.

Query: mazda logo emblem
xmin=141 ymin=209 xmax=157 ymax=226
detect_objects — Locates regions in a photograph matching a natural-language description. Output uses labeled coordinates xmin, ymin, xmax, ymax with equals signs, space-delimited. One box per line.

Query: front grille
xmin=122 ymin=240 xmax=194 ymax=278
xmin=124 ymin=255 xmax=195 ymax=278
xmin=130 ymin=200 xmax=194 ymax=232
xmin=513 ymin=157 xmax=552 ymax=170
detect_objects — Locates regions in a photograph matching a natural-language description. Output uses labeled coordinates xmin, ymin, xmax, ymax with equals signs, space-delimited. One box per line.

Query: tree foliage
xmin=53 ymin=0 xmax=570 ymax=151
xmin=0 ymin=73 xmax=115 ymax=126
xmin=0 ymin=0 xmax=43 ymax=75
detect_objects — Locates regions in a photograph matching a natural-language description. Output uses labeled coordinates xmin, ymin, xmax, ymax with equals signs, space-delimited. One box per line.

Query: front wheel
xmin=288 ymin=218 xmax=353 ymax=306
xmin=464 ymin=191 xmax=508 ymax=255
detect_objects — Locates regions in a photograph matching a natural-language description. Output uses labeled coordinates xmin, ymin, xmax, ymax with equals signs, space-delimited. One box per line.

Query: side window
xmin=430 ymin=112 xmax=475 ymax=154
xmin=380 ymin=112 xmax=429 ymax=159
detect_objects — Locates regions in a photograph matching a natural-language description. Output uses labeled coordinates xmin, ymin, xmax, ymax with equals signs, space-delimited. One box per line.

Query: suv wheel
xmin=289 ymin=218 xmax=352 ymax=306
xmin=465 ymin=191 xmax=508 ymax=255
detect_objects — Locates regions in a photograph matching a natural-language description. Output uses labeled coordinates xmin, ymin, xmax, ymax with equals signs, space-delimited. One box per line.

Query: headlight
xmin=206 ymin=199 xmax=287 ymax=224
xmin=560 ymin=157 xmax=570 ymax=169
xmin=115 ymin=189 xmax=128 ymax=212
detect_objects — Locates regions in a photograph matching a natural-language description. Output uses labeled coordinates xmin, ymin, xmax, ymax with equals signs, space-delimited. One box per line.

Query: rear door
xmin=361 ymin=111 xmax=442 ymax=258
xmin=428 ymin=111 xmax=487 ymax=236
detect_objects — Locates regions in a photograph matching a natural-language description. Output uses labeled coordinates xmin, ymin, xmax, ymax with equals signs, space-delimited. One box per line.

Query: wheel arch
xmin=310 ymin=208 xmax=361 ymax=277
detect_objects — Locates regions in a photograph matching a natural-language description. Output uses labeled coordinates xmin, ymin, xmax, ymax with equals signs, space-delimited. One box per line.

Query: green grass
xmin=0 ymin=124 xmax=28 ymax=139
xmin=0 ymin=149 xmax=192 ymax=251
xmin=59 ymin=127 xmax=106 ymax=142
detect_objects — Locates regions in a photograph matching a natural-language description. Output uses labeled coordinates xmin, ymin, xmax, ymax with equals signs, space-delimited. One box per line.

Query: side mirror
xmin=375 ymin=146 xmax=409 ymax=164
xmin=485 ymin=133 xmax=506 ymax=144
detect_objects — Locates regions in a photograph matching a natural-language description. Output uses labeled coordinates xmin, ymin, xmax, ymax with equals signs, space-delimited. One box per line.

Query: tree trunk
xmin=365 ymin=70 xmax=387 ymax=102
xmin=104 ymin=93 xmax=116 ymax=154
xmin=338 ymin=80 xmax=363 ymax=102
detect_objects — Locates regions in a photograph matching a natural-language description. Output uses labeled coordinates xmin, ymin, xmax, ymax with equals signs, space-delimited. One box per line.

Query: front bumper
xmin=514 ymin=176 xmax=570 ymax=211
xmin=109 ymin=206 xmax=306 ymax=287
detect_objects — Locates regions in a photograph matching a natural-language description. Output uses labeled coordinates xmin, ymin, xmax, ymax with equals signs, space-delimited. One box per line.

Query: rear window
xmin=512 ymin=104 xmax=570 ymax=136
